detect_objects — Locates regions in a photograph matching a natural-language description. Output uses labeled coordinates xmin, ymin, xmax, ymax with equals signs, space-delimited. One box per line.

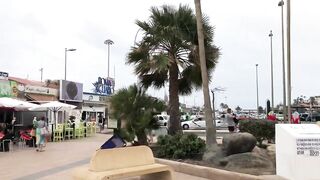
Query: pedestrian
xmin=291 ymin=111 xmax=300 ymax=124
xmin=34 ymin=117 xmax=48 ymax=152
xmin=233 ymin=113 xmax=239 ymax=132
xmin=267 ymin=111 xmax=276 ymax=121
xmin=225 ymin=108 xmax=236 ymax=133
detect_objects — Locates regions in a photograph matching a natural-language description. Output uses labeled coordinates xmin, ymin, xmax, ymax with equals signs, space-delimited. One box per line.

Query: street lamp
xmin=278 ymin=0 xmax=287 ymax=122
xmin=287 ymin=0 xmax=292 ymax=121
xmin=268 ymin=30 xmax=274 ymax=112
xmin=255 ymin=64 xmax=259 ymax=117
xmin=104 ymin=39 xmax=114 ymax=78
xmin=64 ymin=48 xmax=76 ymax=80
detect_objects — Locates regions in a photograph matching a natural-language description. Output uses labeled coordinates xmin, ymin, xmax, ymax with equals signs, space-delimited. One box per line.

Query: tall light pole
xmin=256 ymin=64 xmax=259 ymax=117
xmin=287 ymin=0 xmax=292 ymax=121
xmin=278 ymin=0 xmax=287 ymax=122
xmin=64 ymin=48 xmax=76 ymax=80
xmin=104 ymin=39 xmax=114 ymax=78
xmin=268 ymin=30 xmax=274 ymax=112
xmin=39 ymin=67 xmax=43 ymax=82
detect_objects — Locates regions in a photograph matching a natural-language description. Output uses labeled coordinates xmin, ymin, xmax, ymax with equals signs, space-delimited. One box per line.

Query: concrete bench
xmin=72 ymin=145 xmax=173 ymax=180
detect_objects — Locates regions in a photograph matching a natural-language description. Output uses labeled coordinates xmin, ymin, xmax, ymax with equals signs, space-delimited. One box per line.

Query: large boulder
xmin=222 ymin=132 xmax=256 ymax=156
xmin=219 ymin=152 xmax=275 ymax=175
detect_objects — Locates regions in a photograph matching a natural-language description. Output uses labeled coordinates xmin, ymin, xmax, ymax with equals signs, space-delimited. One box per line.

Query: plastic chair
xmin=86 ymin=122 xmax=92 ymax=137
xmin=91 ymin=122 xmax=96 ymax=135
xmin=64 ymin=123 xmax=74 ymax=140
xmin=0 ymin=139 xmax=13 ymax=152
xmin=74 ymin=123 xmax=84 ymax=139
xmin=19 ymin=131 xmax=32 ymax=148
xmin=53 ymin=124 xmax=64 ymax=142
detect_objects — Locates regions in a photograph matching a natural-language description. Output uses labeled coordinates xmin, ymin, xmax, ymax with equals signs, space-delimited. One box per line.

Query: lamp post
xmin=278 ymin=0 xmax=287 ymax=122
xmin=39 ymin=67 xmax=43 ymax=82
xmin=268 ymin=30 xmax=274 ymax=112
xmin=104 ymin=39 xmax=114 ymax=78
xmin=64 ymin=48 xmax=76 ymax=80
xmin=256 ymin=64 xmax=259 ymax=117
xmin=287 ymin=0 xmax=292 ymax=121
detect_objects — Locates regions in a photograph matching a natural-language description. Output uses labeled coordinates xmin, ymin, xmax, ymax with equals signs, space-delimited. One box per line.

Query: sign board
xmin=83 ymin=94 xmax=100 ymax=101
xmin=0 ymin=80 xmax=17 ymax=97
xmin=92 ymin=77 xmax=115 ymax=95
xmin=25 ymin=85 xmax=58 ymax=96
xmin=59 ymin=80 xmax=83 ymax=102
xmin=0 ymin=72 xmax=9 ymax=80
xmin=276 ymin=124 xmax=320 ymax=180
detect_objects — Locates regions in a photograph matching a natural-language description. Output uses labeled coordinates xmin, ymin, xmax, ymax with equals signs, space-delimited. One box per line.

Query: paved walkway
xmin=0 ymin=133 xmax=207 ymax=180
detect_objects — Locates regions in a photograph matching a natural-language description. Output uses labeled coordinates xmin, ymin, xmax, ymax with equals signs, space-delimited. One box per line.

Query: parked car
xmin=155 ymin=114 xmax=169 ymax=126
xmin=306 ymin=113 xmax=320 ymax=122
xmin=299 ymin=113 xmax=309 ymax=121
xmin=276 ymin=114 xmax=284 ymax=121
xmin=181 ymin=116 xmax=227 ymax=130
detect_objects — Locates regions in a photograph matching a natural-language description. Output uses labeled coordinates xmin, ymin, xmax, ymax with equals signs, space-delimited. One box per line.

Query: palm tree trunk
xmin=168 ymin=59 xmax=182 ymax=135
xmin=194 ymin=0 xmax=218 ymax=153
xmin=136 ymin=131 xmax=148 ymax=145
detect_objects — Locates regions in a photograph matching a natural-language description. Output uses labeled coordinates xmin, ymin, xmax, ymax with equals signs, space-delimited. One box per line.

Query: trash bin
xmin=101 ymin=134 xmax=126 ymax=149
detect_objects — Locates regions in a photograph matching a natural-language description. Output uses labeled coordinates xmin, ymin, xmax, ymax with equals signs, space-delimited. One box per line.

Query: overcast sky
xmin=1 ymin=0 xmax=319 ymax=110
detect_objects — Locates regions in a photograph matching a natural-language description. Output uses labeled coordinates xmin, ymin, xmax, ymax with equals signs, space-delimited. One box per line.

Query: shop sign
xmin=0 ymin=80 xmax=18 ymax=97
xmin=92 ymin=77 xmax=115 ymax=95
xmin=0 ymin=72 xmax=9 ymax=80
xmin=83 ymin=94 xmax=100 ymax=101
xmin=25 ymin=85 xmax=58 ymax=96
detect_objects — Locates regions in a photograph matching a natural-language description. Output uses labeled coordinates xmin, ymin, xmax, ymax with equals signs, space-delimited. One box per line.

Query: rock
xmin=221 ymin=152 xmax=274 ymax=169
xmin=222 ymin=132 xmax=257 ymax=156
xmin=252 ymin=146 xmax=269 ymax=159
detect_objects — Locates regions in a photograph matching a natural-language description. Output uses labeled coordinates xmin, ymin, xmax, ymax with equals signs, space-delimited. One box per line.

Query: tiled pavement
xmin=0 ymin=133 xmax=207 ymax=180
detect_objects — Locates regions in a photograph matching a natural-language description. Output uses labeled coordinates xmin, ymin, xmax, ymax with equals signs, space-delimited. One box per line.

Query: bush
xmin=155 ymin=133 xmax=205 ymax=159
xmin=239 ymin=119 xmax=276 ymax=147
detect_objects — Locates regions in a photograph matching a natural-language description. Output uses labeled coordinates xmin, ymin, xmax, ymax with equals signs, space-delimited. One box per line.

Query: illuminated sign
xmin=92 ymin=77 xmax=114 ymax=95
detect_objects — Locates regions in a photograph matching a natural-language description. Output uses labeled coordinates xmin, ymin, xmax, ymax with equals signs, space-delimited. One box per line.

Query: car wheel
xmin=182 ymin=124 xmax=189 ymax=130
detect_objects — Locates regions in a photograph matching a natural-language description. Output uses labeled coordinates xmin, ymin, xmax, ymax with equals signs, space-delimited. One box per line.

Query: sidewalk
xmin=0 ymin=133 xmax=206 ymax=180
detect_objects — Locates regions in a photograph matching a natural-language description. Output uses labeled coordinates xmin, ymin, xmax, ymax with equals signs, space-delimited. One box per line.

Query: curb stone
xmin=156 ymin=158 xmax=286 ymax=180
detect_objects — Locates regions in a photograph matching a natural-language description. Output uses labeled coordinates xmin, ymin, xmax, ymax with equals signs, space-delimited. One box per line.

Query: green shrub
xmin=155 ymin=133 xmax=205 ymax=159
xmin=239 ymin=119 xmax=276 ymax=147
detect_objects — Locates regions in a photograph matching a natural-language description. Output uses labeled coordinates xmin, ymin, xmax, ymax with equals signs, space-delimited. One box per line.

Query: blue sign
xmin=92 ymin=77 xmax=114 ymax=95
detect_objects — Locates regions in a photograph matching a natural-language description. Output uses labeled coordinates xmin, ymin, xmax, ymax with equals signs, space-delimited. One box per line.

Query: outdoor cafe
xmin=0 ymin=97 xmax=97 ymax=152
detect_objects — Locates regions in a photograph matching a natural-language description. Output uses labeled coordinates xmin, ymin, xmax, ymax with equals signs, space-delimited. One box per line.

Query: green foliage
xmin=127 ymin=4 xmax=220 ymax=135
xmin=110 ymin=84 xmax=166 ymax=145
xmin=127 ymin=5 xmax=219 ymax=94
xmin=155 ymin=133 xmax=205 ymax=159
xmin=239 ymin=120 xmax=276 ymax=147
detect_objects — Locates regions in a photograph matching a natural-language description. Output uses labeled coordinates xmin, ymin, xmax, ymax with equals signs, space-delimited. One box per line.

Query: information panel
xmin=276 ymin=124 xmax=320 ymax=180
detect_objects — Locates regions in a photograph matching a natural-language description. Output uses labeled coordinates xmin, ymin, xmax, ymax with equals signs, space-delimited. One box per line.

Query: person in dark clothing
xmin=0 ymin=128 xmax=13 ymax=151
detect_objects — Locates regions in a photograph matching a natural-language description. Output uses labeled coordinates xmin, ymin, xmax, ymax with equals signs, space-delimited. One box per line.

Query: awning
xmin=25 ymin=93 xmax=57 ymax=103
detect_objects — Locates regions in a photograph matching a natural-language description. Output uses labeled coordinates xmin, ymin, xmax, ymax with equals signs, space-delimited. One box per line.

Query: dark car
xmin=300 ymin=113 xmax=309 ymax=121
xmin=306 ymin=113 xmax=320 ymax=121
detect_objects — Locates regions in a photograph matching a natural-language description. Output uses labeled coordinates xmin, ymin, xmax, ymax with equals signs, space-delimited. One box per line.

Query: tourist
xmin=225 ymin=108 xmax=235 ymax=133
xmin=34 ymin=117 xmax=48 ymax=152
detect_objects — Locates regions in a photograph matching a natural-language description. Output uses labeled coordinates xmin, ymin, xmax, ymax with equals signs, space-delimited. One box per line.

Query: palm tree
xmin=194 ymin=0 xmax=218 ymax=158
xmin=127 ymin=4 xmax=220 ymax=135
xmin=110 ymin=84 xmax=166 ymax=145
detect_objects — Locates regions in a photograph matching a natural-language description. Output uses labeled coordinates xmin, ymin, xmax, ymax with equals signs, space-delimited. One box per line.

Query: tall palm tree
xmin=127 ymin=5 xmax=220 ymax=135
xmin=194 ymin=0 xmax=217 ymax=154
xmin=111 ymin=84 xmax=166 ymax=145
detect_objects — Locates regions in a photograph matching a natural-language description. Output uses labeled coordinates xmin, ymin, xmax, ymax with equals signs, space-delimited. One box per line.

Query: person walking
xmin=34 ymin=117 xmax=48 ymax=152
xmin=225 ymin=108 xmax=236 ymax=133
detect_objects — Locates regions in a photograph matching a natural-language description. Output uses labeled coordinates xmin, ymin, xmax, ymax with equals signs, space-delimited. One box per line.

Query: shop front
xmin=82 ymin=92 xmax=109 ymax=125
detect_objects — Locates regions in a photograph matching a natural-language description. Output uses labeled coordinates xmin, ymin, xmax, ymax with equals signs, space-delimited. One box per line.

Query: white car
xmin=155 ymin=114 xmax=169 ymax=126
xmin=181 ymin=117 xmax=227 ymax=130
